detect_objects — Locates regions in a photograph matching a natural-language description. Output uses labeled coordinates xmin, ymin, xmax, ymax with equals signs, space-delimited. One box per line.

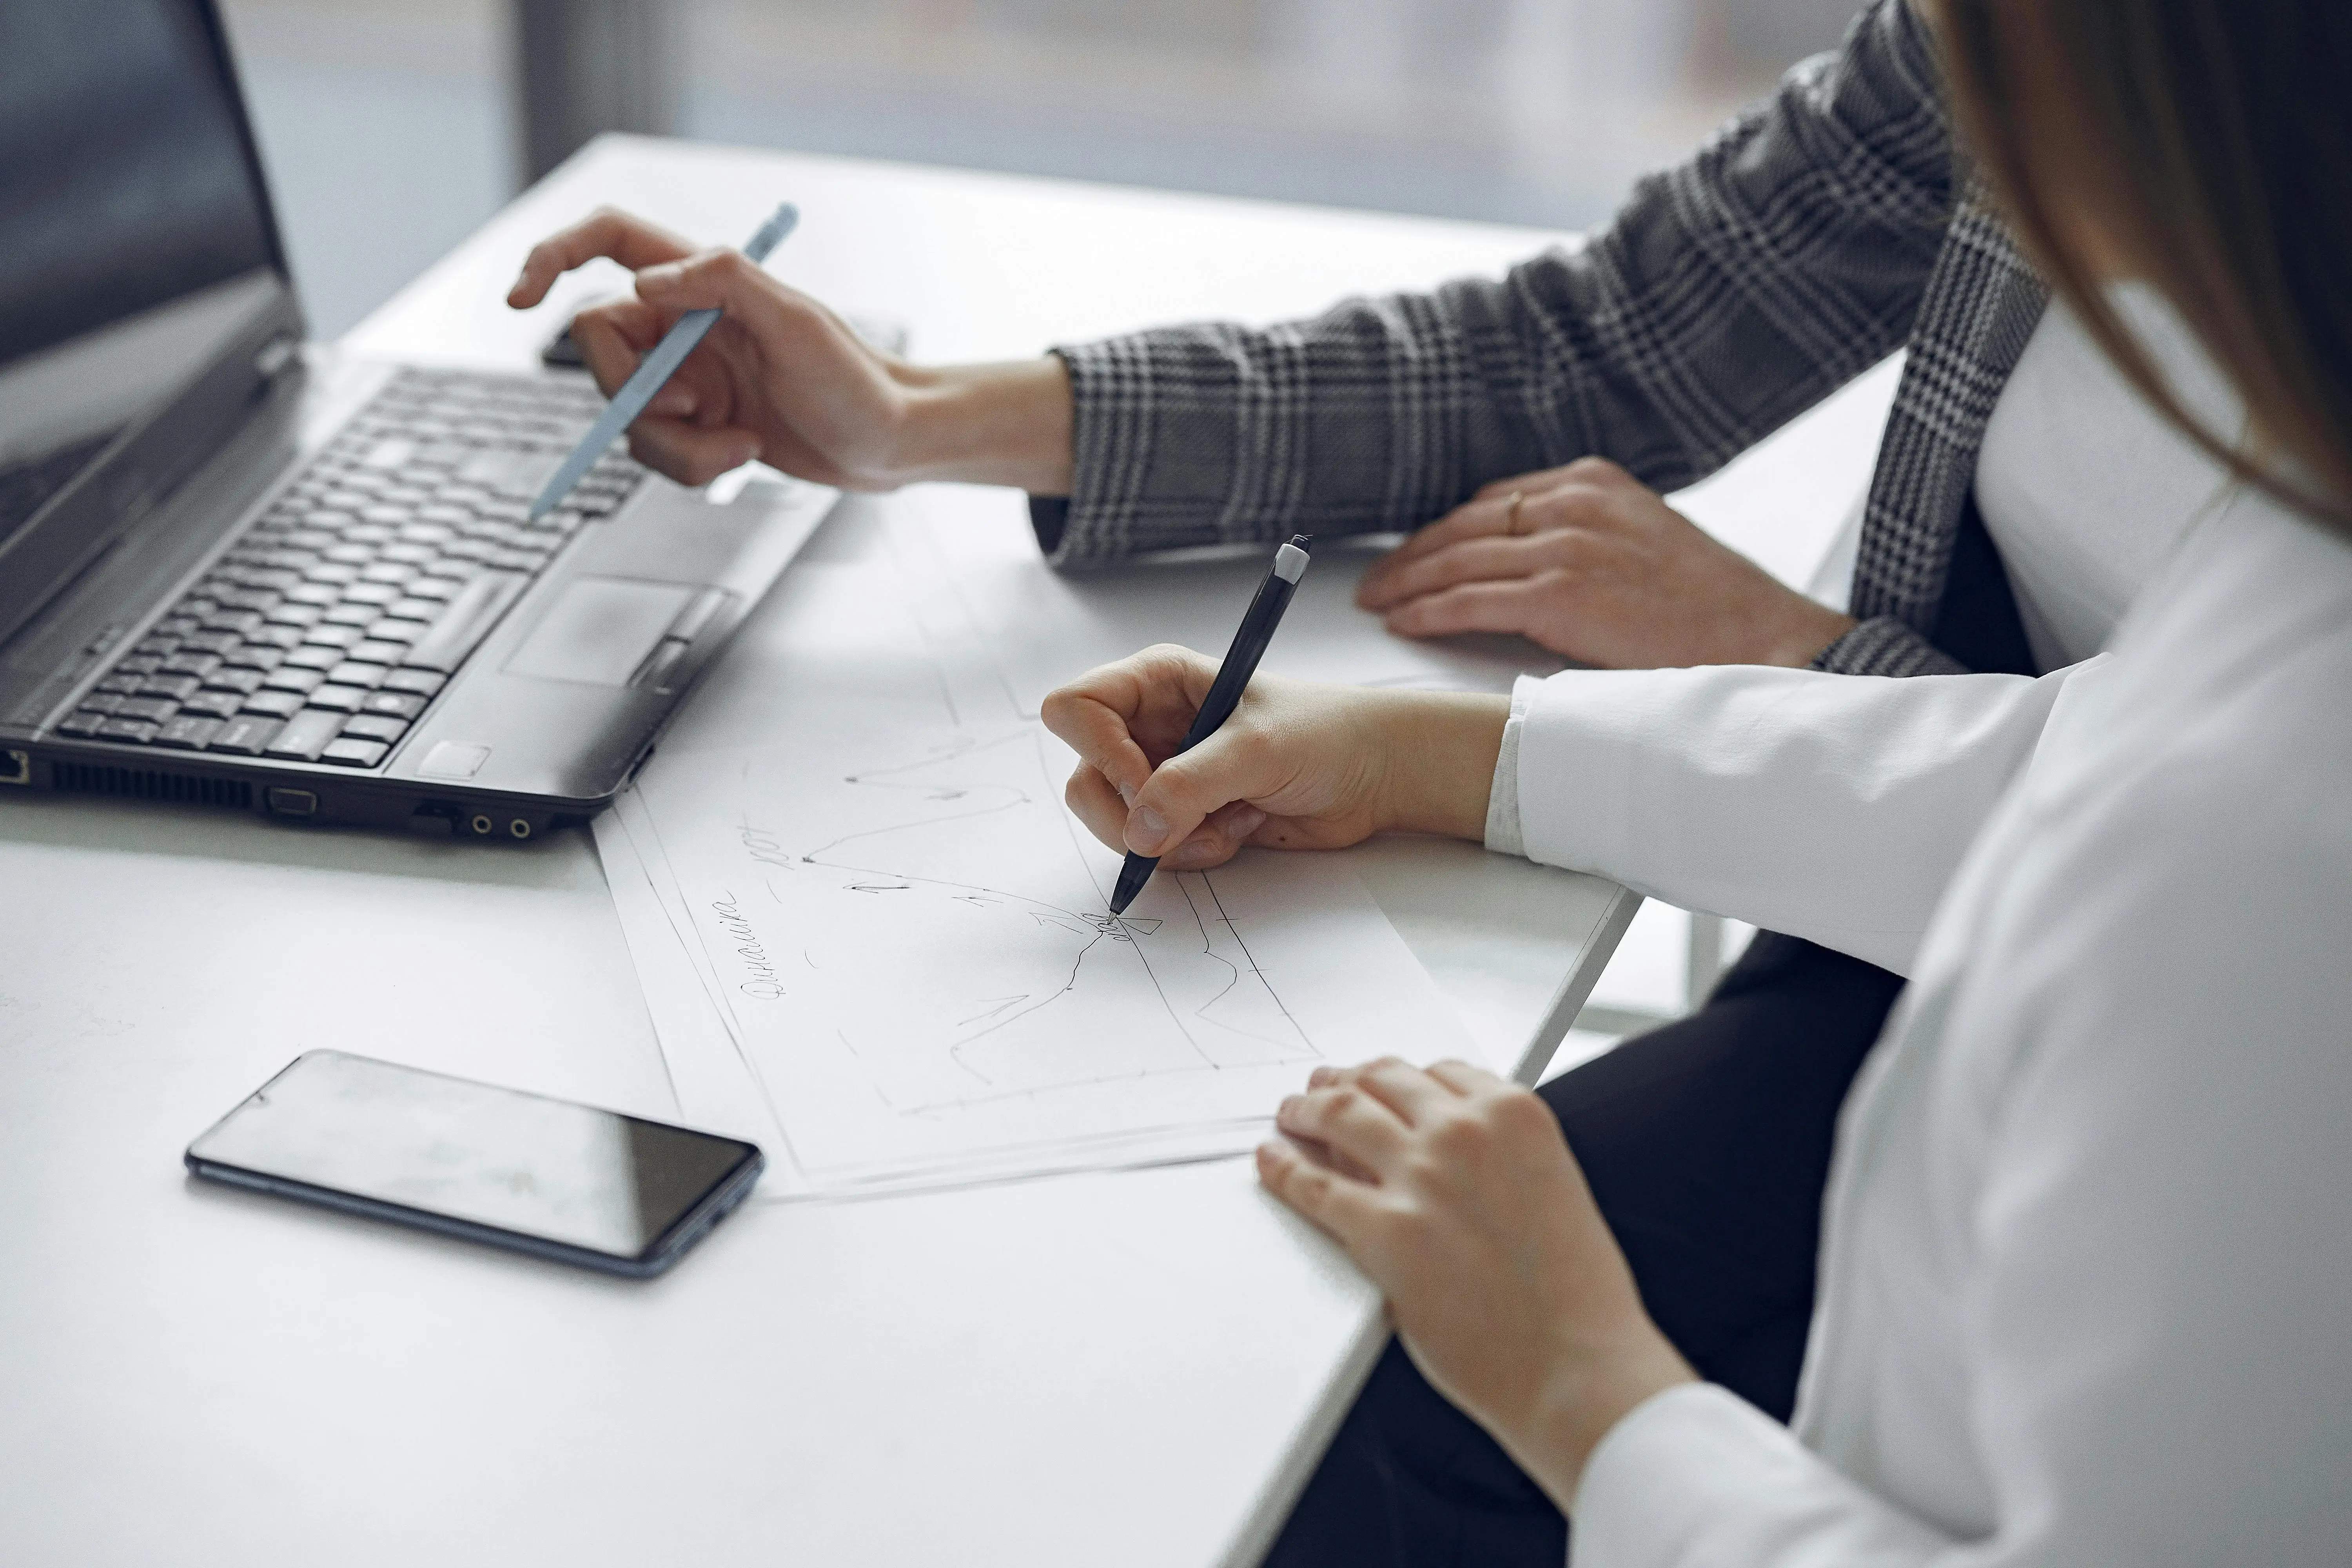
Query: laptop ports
xmin=1 ymin=749 xmax=29 ymax=786
xmin=265 ymin=786 xmax=319 ymax=817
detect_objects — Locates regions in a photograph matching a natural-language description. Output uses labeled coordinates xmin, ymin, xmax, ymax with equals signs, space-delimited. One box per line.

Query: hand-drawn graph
xmin=596 ymin=517 xmax=1482 ymax=1195
xmin=689 ymin=717 xmax=1324 ymax=1125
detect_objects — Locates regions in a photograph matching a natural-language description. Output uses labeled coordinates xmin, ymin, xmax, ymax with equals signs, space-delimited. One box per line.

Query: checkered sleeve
xmin=1038 ymin=0 xmax=1957 ymax=568
xmin=1813 ymin=615 xmax=1969 ymax=676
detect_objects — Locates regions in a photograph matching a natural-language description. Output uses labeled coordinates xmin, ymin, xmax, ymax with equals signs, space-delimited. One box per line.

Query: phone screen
xmin=187 ymin=1051 xmax=761 ymax=1269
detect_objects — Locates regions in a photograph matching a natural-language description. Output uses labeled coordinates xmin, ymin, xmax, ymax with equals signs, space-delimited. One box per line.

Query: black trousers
xmin=1263 ymin=932 xmax=1906 ymax=1567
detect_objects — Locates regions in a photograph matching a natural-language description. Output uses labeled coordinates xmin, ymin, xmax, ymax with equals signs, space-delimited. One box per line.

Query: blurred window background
xmin=221 ymin=0 xmax=1865 ymax=337
xmin=216 ymin=0 xmax=1862 ymax=1044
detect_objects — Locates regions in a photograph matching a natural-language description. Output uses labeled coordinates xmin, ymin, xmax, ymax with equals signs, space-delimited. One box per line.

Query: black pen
xmin=1108 ymin=535 xmax=1313 ymax=916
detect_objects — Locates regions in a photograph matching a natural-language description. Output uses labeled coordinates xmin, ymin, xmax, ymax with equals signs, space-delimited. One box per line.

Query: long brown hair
xmin=1931 ymin=0 xmax=2352 ymax=528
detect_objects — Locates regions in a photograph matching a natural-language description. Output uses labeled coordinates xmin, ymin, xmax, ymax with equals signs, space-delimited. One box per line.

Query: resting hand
xmin=506 ymin=207 xmax=1072 ymax=493
xmin=1259 ymin=1058 xmax=1697 ymax=1506
xmin=1040 ymin=645 xmax=1505 ymax=872
xmin=1356 ymin=457 xmax=1855 ymax=669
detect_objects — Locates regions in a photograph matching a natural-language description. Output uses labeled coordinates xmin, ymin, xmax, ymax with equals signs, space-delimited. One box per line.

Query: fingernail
xmin=650 ymin=388 xmax=692 ymax=417
xmin=1116 ymin=780 xmax=1137 ymax=808
xmin=1229 ymin=806 xmax=1267 ymax=838
xmin=1277 ymin=1095 xmax=1299 ymax=1118
xmin=1127 ymin=806 xmax=1168 ymax=853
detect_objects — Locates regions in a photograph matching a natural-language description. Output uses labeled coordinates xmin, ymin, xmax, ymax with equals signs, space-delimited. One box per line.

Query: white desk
xmin=0 ymin=140 xmax=1888 ymax=1565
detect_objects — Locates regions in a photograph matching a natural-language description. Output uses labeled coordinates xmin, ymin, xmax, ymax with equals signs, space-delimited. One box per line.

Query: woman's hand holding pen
xmin=505 ymin=206 xmax=1075 ymax=494
xmin=1042 ymin=646 xmax=1508 ymax=873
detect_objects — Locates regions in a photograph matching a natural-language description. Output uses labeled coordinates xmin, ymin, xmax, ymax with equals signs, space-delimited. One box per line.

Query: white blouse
xmin=1503 ymin=485 xmax=2352 ymax=1563
xmin=1975 ymin=291 xmax=2240 ymax=670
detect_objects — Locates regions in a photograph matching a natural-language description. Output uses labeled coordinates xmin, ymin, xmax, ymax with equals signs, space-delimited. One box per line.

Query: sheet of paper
xmin=594 ymin=489 xmax=1522 ymax=1197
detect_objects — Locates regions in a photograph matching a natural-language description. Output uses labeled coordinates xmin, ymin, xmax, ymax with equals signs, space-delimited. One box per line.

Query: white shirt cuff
xmin=1572 ymin=1383 xmax=1948 ymax=1568
xmin=1483 ymin=674 xmax=1543 ymax=857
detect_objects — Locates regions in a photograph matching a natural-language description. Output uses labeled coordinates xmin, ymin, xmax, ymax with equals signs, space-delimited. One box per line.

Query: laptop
xmin=0 ymin=1 xmax=838 ymax=841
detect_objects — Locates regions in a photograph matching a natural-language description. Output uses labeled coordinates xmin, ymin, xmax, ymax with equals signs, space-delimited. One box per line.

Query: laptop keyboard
xmin=52 ymin=368 xmax=642 ymax=768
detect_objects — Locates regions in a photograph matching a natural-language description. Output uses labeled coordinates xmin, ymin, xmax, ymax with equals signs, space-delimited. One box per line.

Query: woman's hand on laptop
xmin=507 ymin=207 xmax=1075 ymax=494
xmin=1355 ymin=457 xmax=1856 ymax=670
xmin=1042 ymin=646 xmax=1508 ymax=872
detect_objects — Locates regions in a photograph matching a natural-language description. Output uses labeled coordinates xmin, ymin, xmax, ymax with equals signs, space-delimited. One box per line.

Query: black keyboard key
xmin=181 ymin=629 xmax=242 ymax=656
xmin=161 ymin=651 xmax=223 ymax=677
xmin=95 ymin=673 xmax=143 ymax=695
xmin=154 ymin=715 xmax=223 ymax=750
xmin=116 ymin=655 xmax=162 ymax=676
xmin=319 ymin=737 xmax=389 ymax=769
xmin=283 ymin=644 xmax=345 ymax=671
xmin=350 ymin=637 xmax=413 ymax=664
xmin=359 ymin=690 xmax=426 ymax=720
xmin=264 ymin=707 xmax=346 ymax=761
xmin=326 ymin=661 xmax=389 ymax=688
xmin=400 ymin=570 xmax=526 ymax=674
xmin=140 ymin=674 xmax=203 ymax=702
xmin=341 ymin=713 xmax=409 ymax=743
xmin=264 ymin=601 xmax=327 ymax=628
xmin=204 ymin=609 xmax=267 ymax=638
xmin=406 ymin=576 xmax=466 ymax=602
xmin=201 ymin=664 xmax=268 ymax=694
xmin=307 ymin=684 xmax=368 ymax=713
xmin=250 ymin=624 xmax=307 ymax=651
xmin=303 ymin=623 xmax=366 ymax=649
xmin=323 ymin=603 xmax=380 ymax=628
xmin=205 ymin=715 xmax=283 ymax=755
xmin=342 ymin=582 xmax=401 ymax=606
xmin=115 ymin=695 xmax=179 ymax=722
xmin=380 ymin=668 xmax=444 ymax=697
xmin=263 ymin=666 xmax=325 ymax=695
xmin=303 ymin=562 xmax=360 ymax=585
xmin=56 ymin=710 xmax=108 ymax=737
xmin=181 ymin=691 xmax=244 ymax=719
xmin=241 ymin=690 xmax=307 ymax=719
xmin=75 ymin=692 xmax=125 ymax=716
xmin=285 ymin=582 xmax=341 ymax=606
xmin=384 ymin=597 xmax=442 ymax=622
xmin=96 ymin=717 xmax=160 ymax=744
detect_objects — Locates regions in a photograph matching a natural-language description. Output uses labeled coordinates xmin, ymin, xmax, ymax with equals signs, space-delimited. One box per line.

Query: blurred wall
xmin=220 ymin=0 xmax=1860 ymax=336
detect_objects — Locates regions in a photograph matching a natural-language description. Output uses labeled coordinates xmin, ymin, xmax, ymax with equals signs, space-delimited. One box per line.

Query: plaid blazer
xmin=1038 ymin=0 xmax=2049 ymax=679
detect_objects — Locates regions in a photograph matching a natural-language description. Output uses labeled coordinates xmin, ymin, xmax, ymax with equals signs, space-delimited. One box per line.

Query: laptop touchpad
xmin=505 ymin=577 xmax=697 ymax=687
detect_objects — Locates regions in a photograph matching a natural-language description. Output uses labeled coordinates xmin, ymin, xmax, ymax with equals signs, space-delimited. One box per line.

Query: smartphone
xmin=186 ymin=1051 xmax=763 ymax=1278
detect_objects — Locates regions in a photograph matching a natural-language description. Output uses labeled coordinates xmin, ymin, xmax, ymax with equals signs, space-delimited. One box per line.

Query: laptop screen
xmin=0 ymin=0 xmax=284 ymax=555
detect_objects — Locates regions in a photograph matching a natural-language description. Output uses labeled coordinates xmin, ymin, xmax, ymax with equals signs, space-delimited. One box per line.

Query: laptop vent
xmin=50 ymin=762 xmax=254 ymax=810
